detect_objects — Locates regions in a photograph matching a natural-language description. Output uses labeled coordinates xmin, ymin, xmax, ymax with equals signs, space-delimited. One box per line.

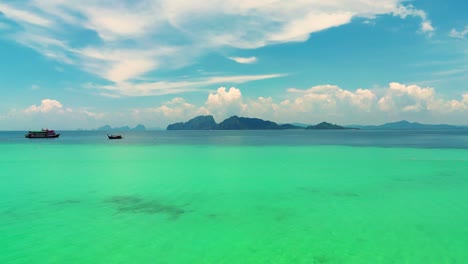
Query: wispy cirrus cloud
xmin=0 ymin=3 xmax=51 ymax=27
xmin=228 ymin=56 xmax=258 ymax=64
xmin=0 ymin=0 xmax=435 ymax=96
xmin=90 ymin=73 xmax=286 ymax=97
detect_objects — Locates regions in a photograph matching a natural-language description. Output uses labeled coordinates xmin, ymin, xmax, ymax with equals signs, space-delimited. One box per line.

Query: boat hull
xmin=25 ymin=134 xmax=60 ymax=138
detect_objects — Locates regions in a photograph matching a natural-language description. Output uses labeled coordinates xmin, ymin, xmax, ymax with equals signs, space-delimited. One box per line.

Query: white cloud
xmin=449 ymin=26 xmax=468 ymax=39
xmin=90 ymin=73 xmax=285 ymax=97
xmin=447 ymin=94 xmax=468 ymax=111
xmin=126 ymin=97 xmax=208 ymax=127
xmin=228 ymin=56 xmax=258 ymax=64
xmin=433 ymin=68 xmax=467 ymax=77
xmin=199 ymin=87 xmax=247 ymax=120
xmin=0 ymin=0 xmax=434 ymax=95
xmin=2 ymin=100 xmax=105 ymax=129
xmin=204 ymin=87 xmax=247 ymax=119
xmin=207 ymin=87 xmax=243 ymax=107
xmin=132 ymin=83 xmax=468 ymax=126
xmin=31 ymin=84 xmax=40 ymax=90
xmin=393 ymin=4 xmax=435 ymax=36
xmin=127 ymin=87 xmax=247 ymax=126
xmin=0 ymin=3 xmax=52 ymax=27
xmin=6 ymin=82 xmax=467 ymax=129
xmin=23 ymin=99 xmax=107 ymax=118
xmin=150 ymin=97 xmax=199 ymax=118
xmin=24 ymin=99 xmax=64 ymax=113
xmin=287 ymin=85 xmax=377 ymax=112
xmin=82 ymin=109 xmax=104 ymax=119
xmin=378 ymin=82 xmax=436 ymax=112
xmin=362 ymin=20 xmax=376 ymax=26
xmin=421 ymin=21 xmax=434 ymax=34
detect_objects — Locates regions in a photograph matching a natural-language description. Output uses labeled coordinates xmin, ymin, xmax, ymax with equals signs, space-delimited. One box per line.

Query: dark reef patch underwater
xmin=104 ymin=195 xmax=190 ymax=220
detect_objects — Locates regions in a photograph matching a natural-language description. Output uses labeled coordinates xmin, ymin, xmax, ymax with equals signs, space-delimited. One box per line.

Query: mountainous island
xmin=166 ymin=116 xmax=217 ymax=130
xmin=167 ymin=115 xmax=355 ymax=130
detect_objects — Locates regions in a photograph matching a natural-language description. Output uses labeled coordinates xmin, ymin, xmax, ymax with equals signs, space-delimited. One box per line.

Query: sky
xmin=0 ymin=0 xmax=467 ymax=130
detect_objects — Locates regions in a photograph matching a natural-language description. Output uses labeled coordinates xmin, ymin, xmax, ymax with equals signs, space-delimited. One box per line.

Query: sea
xmin=0 ymin=130 xmax=467 ymax=263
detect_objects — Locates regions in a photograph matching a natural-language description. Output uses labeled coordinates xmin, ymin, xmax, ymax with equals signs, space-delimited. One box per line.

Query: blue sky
xmin=0 ymin=0 xmax=467 ymax=129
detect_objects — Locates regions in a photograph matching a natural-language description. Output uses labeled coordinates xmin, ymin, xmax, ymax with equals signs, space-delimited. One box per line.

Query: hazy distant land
xmin=80 ymin=118 xmax=467 ymax=132
xmin=165 ymin=116 xmax=467 ymax=131
xmin=96 ymin=124 xmax=147 ymax=131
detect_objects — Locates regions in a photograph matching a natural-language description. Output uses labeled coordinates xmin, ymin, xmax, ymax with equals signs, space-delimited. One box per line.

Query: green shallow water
xmin=1 ymin=144 xmax=467 ymax=263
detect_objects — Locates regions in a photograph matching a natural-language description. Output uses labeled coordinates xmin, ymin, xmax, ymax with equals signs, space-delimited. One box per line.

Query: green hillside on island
xmin=166 ymin=116 xmax=217 ymax=130
xmin=167 ymin=116 xmax=354 ymax=130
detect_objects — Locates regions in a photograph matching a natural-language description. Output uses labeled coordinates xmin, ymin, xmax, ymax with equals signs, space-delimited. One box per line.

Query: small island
xmin=306 ymin=122 xmax=357 ymax=130
xmin=167 ymin=115 xmax=356 ymax=130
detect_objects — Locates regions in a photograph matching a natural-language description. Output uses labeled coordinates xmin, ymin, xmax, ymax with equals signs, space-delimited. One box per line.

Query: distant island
xmin=97 ymin=124 xmax=146 ymax=131
xmin=349 ymin=120 xmax=466 ymax=130
xmin=86 ymin=119 xmax=466 ymax=132
xmin=306 ymin=122 xmax=355 ymax=130
xmin=167 ymin=115 xmax=355 ymax=130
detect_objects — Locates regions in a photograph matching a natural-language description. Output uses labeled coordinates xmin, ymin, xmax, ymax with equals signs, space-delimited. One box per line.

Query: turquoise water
xmin=1 ymin=131 xmax=467 ymax=263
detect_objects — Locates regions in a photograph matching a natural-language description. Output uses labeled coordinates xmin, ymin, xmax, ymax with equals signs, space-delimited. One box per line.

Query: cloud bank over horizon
xmin=2 ymin=82 xmax=467 ymax=130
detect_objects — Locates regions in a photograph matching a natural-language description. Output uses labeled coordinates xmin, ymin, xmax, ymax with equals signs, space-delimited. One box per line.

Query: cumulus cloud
xmin=287 ymin=85 xmax=377 ymax=112
xmin=20 ymin=99 xmax=102 ymax=121
xmin=24 ymin=99 xmax=65 ymax=113
xmin=129 ymin=83 xmax=468 ymax=126
xmin=378 ymin=82 xmax=436 ymax=112
xmin=228 ymin=56 xmax=258 ymax=64
xmin=0 ymin=99 xmax=105 ymax=130
xmin=151 ymin=97 xmax=198 ymax=118
xmin=7 ymin=83 xmax=466 ymax=129
xmin=204 ymin=87 xmax=247 ymax=119
xmin=127 ymin=97 xmax=208 ymax=127
xmin=0 ymin=100 xmax=104 ymax=130
xmin=449 ymin=26 xmax=468 ymax=39
xmin=0 ymin=0 xmax=434 ymax=94
xmin=447 ymin=94 xmax=468 ymax=111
